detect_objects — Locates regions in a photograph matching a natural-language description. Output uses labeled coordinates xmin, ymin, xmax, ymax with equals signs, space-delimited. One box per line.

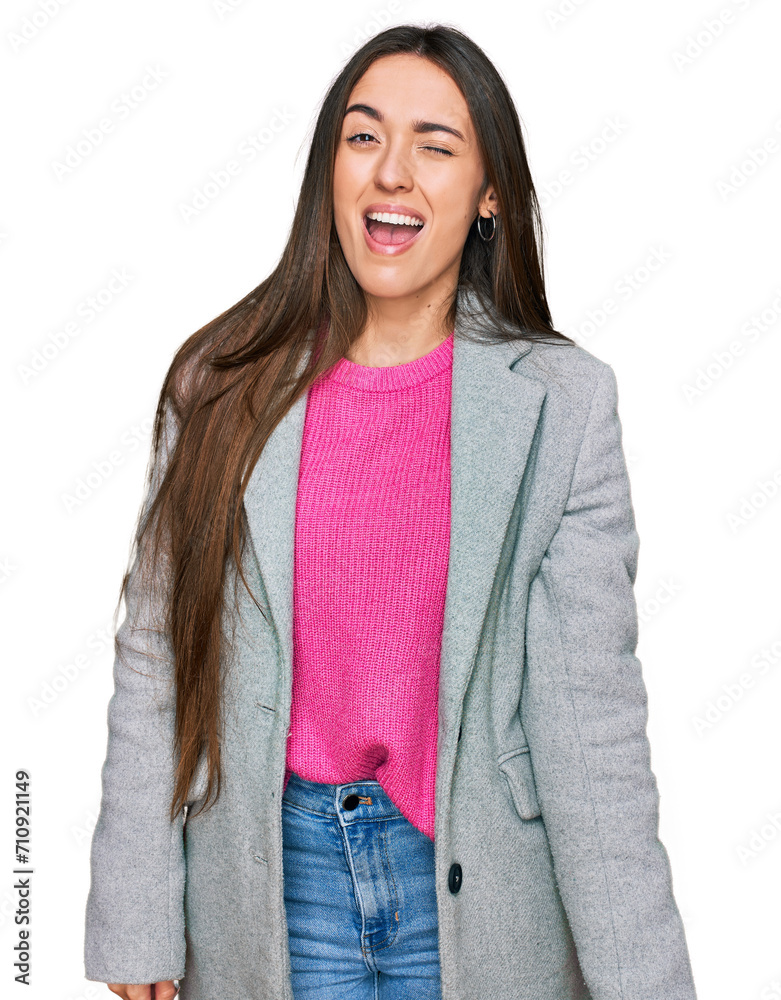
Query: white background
xmin=2 ymin=1 xmax=780 ymax=998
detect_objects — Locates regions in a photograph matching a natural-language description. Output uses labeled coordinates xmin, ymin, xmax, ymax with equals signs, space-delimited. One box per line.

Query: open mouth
xmin=363 ymin=213 xmax=425 ymax=247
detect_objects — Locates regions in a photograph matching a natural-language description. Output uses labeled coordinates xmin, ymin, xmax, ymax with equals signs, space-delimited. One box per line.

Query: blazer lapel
xmin=440 ymin=324 xmax=545 ymax=729
xmin=242 ymin=384 xmax=308 ymax=679
xmin=242 ymin=306 xmax=547 ymax=735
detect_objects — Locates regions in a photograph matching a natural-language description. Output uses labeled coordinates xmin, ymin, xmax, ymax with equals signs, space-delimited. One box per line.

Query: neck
xmin=347 ymin=290 xmax=454 ymax=367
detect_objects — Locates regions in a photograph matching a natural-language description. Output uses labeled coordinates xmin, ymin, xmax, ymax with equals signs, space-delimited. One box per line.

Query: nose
xmin=373 ymin=139 xmax=413 ymax=192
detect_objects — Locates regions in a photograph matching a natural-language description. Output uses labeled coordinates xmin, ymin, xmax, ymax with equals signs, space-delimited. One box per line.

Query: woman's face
xmin=333 ymin=53 xmax=497 ymax=312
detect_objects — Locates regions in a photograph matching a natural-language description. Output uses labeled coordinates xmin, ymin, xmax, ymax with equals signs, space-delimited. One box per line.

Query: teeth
xmin=366 ymin=211 xmax=424 ymax=227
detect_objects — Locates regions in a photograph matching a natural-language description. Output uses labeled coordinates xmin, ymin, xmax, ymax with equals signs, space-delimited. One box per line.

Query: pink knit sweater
xmin=283 ymin=330 xmax=454 ymax=841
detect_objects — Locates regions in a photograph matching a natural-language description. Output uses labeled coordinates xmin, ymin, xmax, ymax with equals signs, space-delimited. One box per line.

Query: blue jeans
xmin=282 ymin=771 xmax=443 ymax=999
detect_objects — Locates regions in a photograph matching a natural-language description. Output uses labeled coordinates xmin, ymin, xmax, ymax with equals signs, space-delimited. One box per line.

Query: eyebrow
xmin=343 ymin=103 xmax=467 ymax=143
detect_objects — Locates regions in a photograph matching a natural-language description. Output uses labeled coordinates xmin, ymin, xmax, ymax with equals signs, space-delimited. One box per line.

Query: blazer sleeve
xmin=83 ymin=402 xmax=187 ymax=985
xmin=520 ymin=364 xmax=697 ymax=1000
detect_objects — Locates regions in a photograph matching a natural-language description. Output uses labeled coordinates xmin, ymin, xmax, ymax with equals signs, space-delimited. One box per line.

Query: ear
xmin=477 ymin=184 xmax=500 ymax=221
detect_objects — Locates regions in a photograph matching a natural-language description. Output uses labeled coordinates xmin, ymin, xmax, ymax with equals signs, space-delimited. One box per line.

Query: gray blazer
xmin=84 ymin=294 xmax=698 ymax=999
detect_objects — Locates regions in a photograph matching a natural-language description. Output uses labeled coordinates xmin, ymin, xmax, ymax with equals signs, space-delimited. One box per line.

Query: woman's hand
xmin=107 ymin=982 xmax=179 ymax=999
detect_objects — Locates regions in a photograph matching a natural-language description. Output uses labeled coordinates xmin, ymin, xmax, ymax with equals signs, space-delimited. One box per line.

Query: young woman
xmin=84 ymin=23 xmax=698 ymax=1000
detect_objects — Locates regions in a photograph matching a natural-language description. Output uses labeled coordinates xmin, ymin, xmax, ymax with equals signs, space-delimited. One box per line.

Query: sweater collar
xmin=321 ymin=329 xmax=454 ymax=391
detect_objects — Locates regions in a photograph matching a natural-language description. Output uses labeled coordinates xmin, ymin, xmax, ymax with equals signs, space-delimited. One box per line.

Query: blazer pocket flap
xmin=498 ymin=746 xmax=541 ymax=820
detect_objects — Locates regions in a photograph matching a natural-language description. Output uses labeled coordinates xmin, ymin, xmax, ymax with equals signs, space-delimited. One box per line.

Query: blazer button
xmin=448 ymin=863 xmax=463 ymax=894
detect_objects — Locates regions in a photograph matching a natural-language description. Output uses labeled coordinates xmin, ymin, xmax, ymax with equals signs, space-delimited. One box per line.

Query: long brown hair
xmin=116 ymin=22 xmax=575 ymax=823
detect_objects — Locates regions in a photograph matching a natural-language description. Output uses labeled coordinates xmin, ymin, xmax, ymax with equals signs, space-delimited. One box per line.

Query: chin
xmin=353 ymin=274 xmax=428 ymax=300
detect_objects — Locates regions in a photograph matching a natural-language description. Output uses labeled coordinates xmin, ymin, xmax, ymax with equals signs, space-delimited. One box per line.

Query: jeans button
xmin=448 ymin=863 xmax=463 ymax=894
xmin=342 ymin=794 xmax=360 ymax=810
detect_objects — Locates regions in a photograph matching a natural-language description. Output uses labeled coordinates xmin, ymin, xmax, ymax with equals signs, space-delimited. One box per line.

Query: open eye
xmin=346 ymin=132 xmax=377 ymax=146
